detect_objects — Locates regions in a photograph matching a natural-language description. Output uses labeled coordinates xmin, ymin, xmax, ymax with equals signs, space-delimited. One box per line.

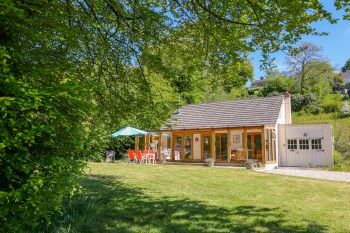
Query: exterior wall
xmin=345 ymin=77 xmax=350 ymax=85
xmin=231 ymin=129 xmax=244 ymax=150
xmin=193 ymin=133 xmax=201 ymax=159
xmin=278 ymin=124 xmax=333 ymax=167
xmin=277 ymin=95 xmax=292 ymax=125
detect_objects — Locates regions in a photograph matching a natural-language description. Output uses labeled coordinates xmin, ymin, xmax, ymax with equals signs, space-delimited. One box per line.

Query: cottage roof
xmin=160 ymin=95 xmax=285 ymax=130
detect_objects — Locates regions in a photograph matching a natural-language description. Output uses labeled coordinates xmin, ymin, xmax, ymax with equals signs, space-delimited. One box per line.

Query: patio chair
xmin=137 ymin=149 xmax=148 ymax=164
xmin=127 ymin=149 xmax=135 ymax=163
xmin=148 ymin=149 xmax=156 ymax=165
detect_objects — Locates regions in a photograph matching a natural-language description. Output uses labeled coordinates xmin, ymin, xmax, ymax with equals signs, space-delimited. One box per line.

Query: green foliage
xmin=321 ymin=94 xmax=343 ymax=113
xmin=291 ymin=93 xmax=319 ymax=112
xmin=109 ymin=137 xmax=134 ymax=160
xmin=341 ymin=58 xmax=350 ymax=72
xmin=0 ymin=47 xmax=88 ymax=231
xmin=258 ymin=71 xmax=296 ymax=97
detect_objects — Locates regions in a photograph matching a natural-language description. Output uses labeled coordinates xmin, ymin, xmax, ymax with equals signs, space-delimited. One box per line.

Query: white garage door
xmin=284 ymin=138 xmax=324 ymax=167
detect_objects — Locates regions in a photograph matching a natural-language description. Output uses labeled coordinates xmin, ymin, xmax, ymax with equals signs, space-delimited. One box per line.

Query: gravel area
xmin=257 ymin=167 xmax=350 ymax=183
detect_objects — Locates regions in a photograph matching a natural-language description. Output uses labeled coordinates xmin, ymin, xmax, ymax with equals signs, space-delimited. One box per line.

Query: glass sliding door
xmin=221 ymin=134 xmax=228 ymax=161
xmin=215 ymin=135 xmax=221 ymax=160
xmin=184 ymin=135 xmax=192 ymax=160
xmin=174 ymin=136 xmax=182 ymax=160
xmin=254 ymin=134 xmax=262 ymax=160
xmin=202 ymin=134 xmax=211 ymax=160
xmin=247 ymin=134 xmax=252 ymax=159
xmin=215 ymin=133 xmax=228 ymax=161
xmin=247 ymin=133 xmax=262 ymax=160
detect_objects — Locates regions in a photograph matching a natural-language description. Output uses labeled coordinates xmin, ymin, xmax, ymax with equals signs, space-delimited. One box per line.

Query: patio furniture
xmin=135 ymin=149 xmax=144 ymax=163
xmin=148 ymin=149 xmax=156 ymax=165
xmin=127 ymin=149 xmax=135 ymax=163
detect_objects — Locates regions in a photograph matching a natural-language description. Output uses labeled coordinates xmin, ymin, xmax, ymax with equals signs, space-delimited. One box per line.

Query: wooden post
xmin=262 ymin=127 xmax=265 ymax=163
xmin=144 ymin=134 xmax=147 ymax=151
xmin=211 ymin=130 xmax=216 ymax=159
xmin=158 ymin=133 xmax=162 ymax=160
xmin=268 ymin=129 xmax=271 ymax=162
xmin=170 ymin=132 xmax=174 ymax=161
xmin=135 ymin=135 xmax=139 ymax=151
xmin=243 ymin=127 xmax=247 ymax=160
xmin=227 ymin=129 xmax=232 ymax=162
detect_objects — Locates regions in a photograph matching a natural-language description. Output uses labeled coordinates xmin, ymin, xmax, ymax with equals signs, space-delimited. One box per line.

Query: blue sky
xmin=250 ymin=1 xmax=350 ymax=81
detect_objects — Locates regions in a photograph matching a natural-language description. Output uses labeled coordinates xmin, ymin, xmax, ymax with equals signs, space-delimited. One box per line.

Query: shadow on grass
xmin=47 ymin=175 xmax=327 ymax=233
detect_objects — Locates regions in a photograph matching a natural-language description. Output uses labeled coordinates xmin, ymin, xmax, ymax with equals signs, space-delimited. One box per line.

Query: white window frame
xmin=299 ymin=139 xmax=310 ymax=150
xmin=311 ymin=138 xmax=322 ymax=150
xmin=287 ymin=139 xmax=298 ymax=150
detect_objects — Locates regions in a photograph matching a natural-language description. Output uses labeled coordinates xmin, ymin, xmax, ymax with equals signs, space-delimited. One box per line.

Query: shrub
xmin=321 ymin=94 xmax=342 ymax=113
xmin=291 ymin=93 xmax=318 ymax=112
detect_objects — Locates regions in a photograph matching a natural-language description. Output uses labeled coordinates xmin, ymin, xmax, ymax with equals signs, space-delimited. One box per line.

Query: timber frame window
xmin=311 ymin=138 xmax=322 ymax=150
xmin=287 ymin=139 xmax=297 ymax=150
xmin=299 ymin=139 xmax=309 ymax=150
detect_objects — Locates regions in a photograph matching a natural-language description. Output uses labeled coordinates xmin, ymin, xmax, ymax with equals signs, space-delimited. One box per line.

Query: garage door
xmin=284 ymin=138 xmax=324 ymax=167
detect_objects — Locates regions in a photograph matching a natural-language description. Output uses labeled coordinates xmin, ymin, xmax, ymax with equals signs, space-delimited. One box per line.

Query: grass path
xmin=51 ymin=163 xmax=350 ymax=233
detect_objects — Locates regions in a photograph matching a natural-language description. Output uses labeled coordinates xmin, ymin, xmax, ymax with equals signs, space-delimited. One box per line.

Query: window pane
xmin=287 ymin=139 xmax=297 ymax=150
xmin=203 ymin=135 xmax=211 ymax=159
xmin=299 ymin=139 xmax=309 ymax=150
xmin=215 ymin=135 xmax=221 ymax=159
xmin=184 ymin=135 xmax=191 ymax=159
xmin=221 ymin=134 xmax=228 ymax=160
xmin=311 ymin=139 xmax=322 ymax=150
xmin=175 ymin=136 xmax=182 ymax=160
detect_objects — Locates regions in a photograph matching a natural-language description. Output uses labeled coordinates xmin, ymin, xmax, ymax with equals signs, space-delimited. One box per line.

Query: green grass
xmin=48 ymin=163 xmax=350 ymax=233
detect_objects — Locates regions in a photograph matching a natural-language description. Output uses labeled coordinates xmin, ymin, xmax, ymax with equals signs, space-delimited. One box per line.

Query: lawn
xmin=48 ymin=163 xmax=350 ymax=233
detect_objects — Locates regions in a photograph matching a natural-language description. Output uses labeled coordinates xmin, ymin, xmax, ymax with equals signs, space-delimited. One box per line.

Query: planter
xmin=245 ymin=160 xmax=255 ymax=169
xmin=204 ymin=158 xmax=216 ymax=167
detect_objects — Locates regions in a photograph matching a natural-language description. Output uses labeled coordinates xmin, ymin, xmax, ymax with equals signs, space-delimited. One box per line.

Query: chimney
xmin=284 ymin=91 xmax=292 ymax=124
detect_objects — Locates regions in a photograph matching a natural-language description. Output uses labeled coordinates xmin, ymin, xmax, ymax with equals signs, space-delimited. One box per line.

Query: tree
xmin=287 ymin=42 xmax=324 ymax=94
xmin=0 ymin=0 xmax=341 ymax=231
xmin=341 ymin=58 xmax=350 ymax=72
xmin=258 ymin=71 xmax=296 ymax=97
xmin=303 ymin=61 xmax=337 ymax=99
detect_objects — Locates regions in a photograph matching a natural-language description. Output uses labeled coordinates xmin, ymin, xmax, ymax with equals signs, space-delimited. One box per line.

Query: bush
xmin=321 ymin=94 xmax=342 ymax=113
xmin=291 ymin=93 xmax=319 ymax=112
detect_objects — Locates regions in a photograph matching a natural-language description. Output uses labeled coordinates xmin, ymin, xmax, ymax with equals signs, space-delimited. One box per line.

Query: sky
xmin=250 ymin=1 xmax=350 ymax=81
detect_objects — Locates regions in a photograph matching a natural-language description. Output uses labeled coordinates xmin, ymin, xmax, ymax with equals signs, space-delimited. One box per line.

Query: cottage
xmin=136 ymin=93 xmax=333 ymax=168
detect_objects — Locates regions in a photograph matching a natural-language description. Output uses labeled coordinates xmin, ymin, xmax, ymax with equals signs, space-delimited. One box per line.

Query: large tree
xmin=0 ymin=0 xmax=342 ymax=231
xmin=287 ymin=42 xmax=324 ymax=94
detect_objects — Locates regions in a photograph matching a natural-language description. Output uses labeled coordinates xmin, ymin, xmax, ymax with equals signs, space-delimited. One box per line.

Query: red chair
xmin=128 ymin=149 xmax=135 ymax=163
xmin=135 ymin=149 xmax=144 ymax=163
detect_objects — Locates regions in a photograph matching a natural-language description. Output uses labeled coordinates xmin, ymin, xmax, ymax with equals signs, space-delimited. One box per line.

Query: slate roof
xmin=160 ymin=95 xmax=284 ymax=131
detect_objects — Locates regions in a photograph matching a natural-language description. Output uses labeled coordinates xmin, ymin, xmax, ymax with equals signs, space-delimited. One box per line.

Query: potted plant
xmin=159 ymin=155 xmax=167 ymax=165
xmin=245 ymin=160 xmax=255 ymax=169
xmin=204 ymin=157 xmax=216 ymax=167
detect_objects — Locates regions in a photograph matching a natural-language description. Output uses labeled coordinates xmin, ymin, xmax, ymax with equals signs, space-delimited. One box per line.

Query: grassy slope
xmin=49 ymin=163 xmax=350 ymax=233
xmin=292 ymin=112 xmax=350 ymax=171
